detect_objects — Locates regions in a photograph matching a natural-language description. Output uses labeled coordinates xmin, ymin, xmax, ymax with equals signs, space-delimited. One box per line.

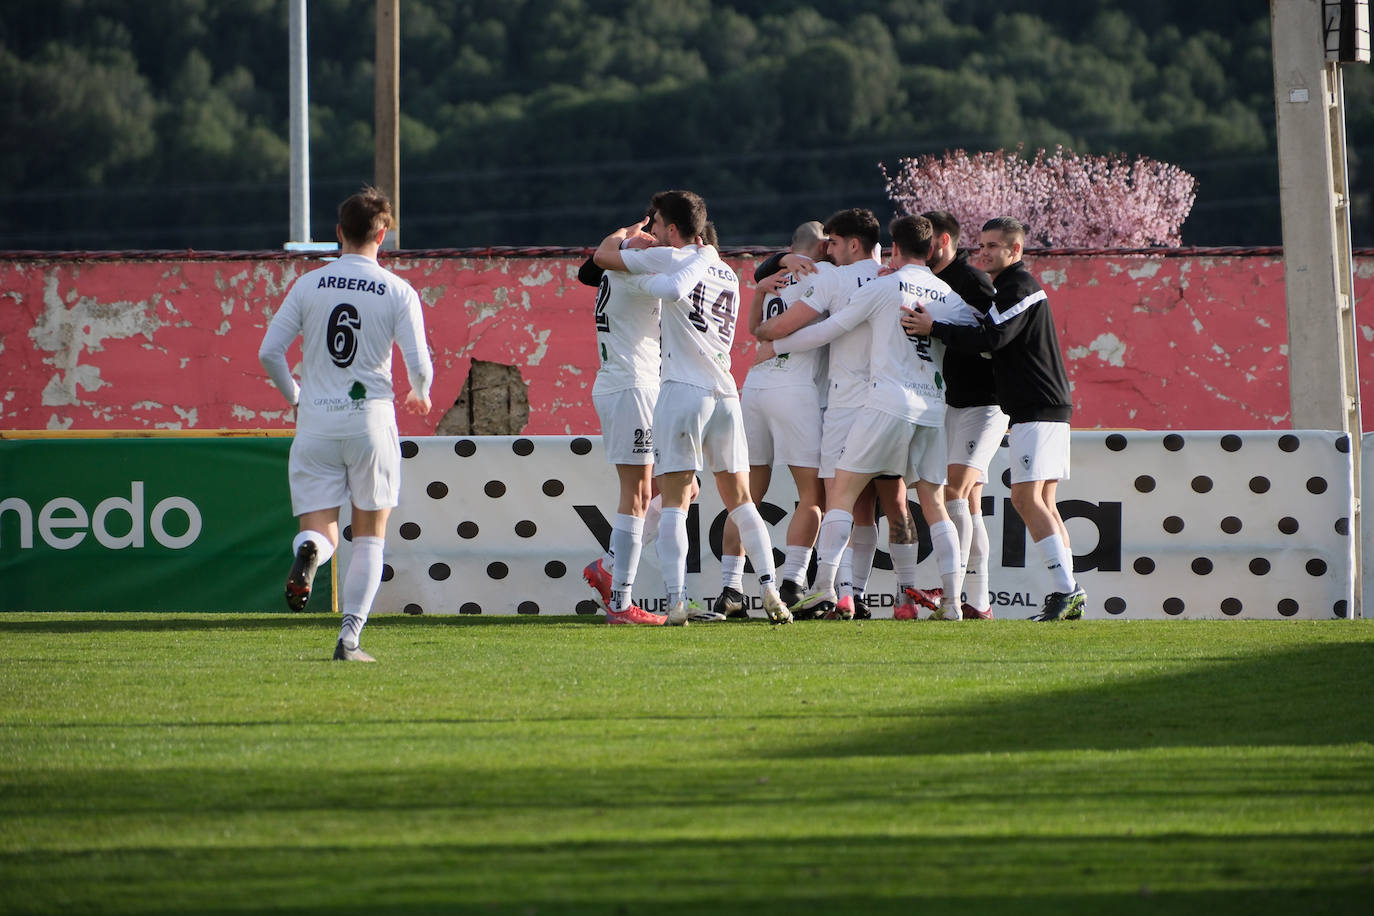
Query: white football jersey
xmin=796 ymin=259 xmax=881 ymax=409
xmin=743 ymin=269 xmax=825 ymax=391
xmin=259 ymin=253 xmax=432 ymax=438
xmin=591 ymin=269 xmax=662 ymax=396
xmin=623 ymin=244 xmax=739 ymax=397
xmin=847 ymin=264 xmax=979 ymax=426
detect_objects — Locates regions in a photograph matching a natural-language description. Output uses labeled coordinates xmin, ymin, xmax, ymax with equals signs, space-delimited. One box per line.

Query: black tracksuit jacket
xmin=928 ymin=259 xmax=1072 ymax=425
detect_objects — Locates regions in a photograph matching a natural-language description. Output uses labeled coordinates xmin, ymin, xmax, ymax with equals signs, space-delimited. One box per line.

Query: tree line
xmin=3 ymin=0 xmax=1370 ymax=250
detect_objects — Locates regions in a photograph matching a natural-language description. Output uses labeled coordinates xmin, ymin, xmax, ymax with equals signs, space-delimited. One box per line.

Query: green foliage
xmin=0 ymin=614 xmax=1371 ymax=913
xmin=0 ymin=1 xmax=1367 ymax=248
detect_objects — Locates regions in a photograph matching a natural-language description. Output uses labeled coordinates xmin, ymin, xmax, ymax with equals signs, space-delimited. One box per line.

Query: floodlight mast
xmin=1271 ymin=0 xmax=1369 ymax=618
xmin=288 ymin=0 xmax=310 ymax=246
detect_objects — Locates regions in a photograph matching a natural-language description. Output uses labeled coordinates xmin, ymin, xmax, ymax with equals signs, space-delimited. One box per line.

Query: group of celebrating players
xmin=257 ymin=185 xmax=1087 ymax=661
xmin=580 ymin=189 xmax=1086 ymax=627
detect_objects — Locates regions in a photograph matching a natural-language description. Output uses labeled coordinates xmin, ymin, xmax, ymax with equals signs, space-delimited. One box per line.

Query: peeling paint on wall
xmin=3 ymin=255 xmax=1373 ymax=433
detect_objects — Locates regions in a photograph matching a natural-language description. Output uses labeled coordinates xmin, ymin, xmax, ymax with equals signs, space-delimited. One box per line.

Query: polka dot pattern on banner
xmin=401 ymin=440 xmax=419 ymax=459
xmin=404 ymin=603 xmax=423 ymax=615
xmin=1333 ymin=600 xmax=1349 ymax=618
xmin=1278 ymin=598 xmax=1299 ymax=617
xmin=355 ymin=431 xmax=1351 ymax=620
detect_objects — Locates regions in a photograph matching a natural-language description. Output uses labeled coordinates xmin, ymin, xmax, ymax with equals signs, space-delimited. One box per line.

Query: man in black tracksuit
xmin=902 ymin=216 xmax=1085 ymax=620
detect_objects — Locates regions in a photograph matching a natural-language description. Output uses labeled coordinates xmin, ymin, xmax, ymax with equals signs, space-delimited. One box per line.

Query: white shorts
xmin=946 ymin=405 xmax=1010 ymax=480
xmin=742 ymin=385 xmax=822 ymax=469
xmin=652 ymin=381 xmax=749 ymax=475
xmin=1008 ymin=421 xmax=1071 ymax=484
xmin=819 ymin=406 xmax=861 ymax=479
xmin=288 ymin=427 xmax=401 ymax=515
xmin=594 ymin=386 xmax=657 ymax=466
xmin=837 ymin=408 xmax=946 ymax=484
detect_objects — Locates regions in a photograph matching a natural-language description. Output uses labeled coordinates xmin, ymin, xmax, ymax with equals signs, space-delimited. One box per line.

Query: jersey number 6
xmin=327 ymin=303 xmax=362 ymax=368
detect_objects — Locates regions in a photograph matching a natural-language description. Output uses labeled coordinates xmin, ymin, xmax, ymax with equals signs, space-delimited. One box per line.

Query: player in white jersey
xmin=594 ymin=190 xmax=791 ymax=625
xmin=580 ymin=227 xmax=710 ymax=625
xmin=716 ymin=221 xmax=829 ymax=618
xmin=258 ymin=187 xmax=433 ymax=661
xmin=753 ymin=208 xmax=887 ymax=620
xmin=767 ymin=215 xmax=981 ymax=622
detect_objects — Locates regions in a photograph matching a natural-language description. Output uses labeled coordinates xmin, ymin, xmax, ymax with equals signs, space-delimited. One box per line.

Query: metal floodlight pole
xmin=288 ymin=0 xmax=310 ymax=245
xmin=1271 ymin=0 xmax=1369 ymax=618
xmin=376 ymin=0 xmax=400 ymax=250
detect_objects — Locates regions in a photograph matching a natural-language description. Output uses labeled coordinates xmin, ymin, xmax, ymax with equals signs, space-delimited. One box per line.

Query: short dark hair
xmin=921 ymin=210 xmax=960 ymax=245
xmin=338 ymin=186 xmax=394 ymax=245
xmin=822 ymin=208 xmax=880 ymax=253
xmin=982 ymin=216 xmax=1027 ymax=244
xmin=650 ymin=190 xmax=707 ymax=241
xmin=889 ymin=214 xmax=934 ymax=261
xmin=701 ymin=221 xmax=718 ymax=248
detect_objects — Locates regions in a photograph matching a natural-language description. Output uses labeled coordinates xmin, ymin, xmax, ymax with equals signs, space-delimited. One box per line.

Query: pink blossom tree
xmin=881 ymin=146 xmax=1198 ymax=247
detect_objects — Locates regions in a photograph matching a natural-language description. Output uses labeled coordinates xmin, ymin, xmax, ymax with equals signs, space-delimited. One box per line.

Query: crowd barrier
xmin=3 ymin=431 xmax=1356 ymax=619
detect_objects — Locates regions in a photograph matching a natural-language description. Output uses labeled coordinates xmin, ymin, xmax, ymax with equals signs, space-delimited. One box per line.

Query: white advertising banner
xmin=338 ymin=431 xmax=1356 ymax=620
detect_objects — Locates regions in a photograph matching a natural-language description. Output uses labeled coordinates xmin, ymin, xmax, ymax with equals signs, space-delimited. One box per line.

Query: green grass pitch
xmin=1 ymin=613 xmax=1371 ymax=914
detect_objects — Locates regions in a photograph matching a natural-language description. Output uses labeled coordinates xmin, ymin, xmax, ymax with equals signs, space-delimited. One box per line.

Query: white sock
xmin=837 ymin=547 xmax=854 ymax=600
xmin=657 ymin=507 xmax=689 ymax=605
xmin=814 ymin=509 xmax=853 ymax=596
xmin=849 ymin=523 xmax=878 ymax=594
xmin=889 ymin=542 xmax=919 ymax=592
xmin=929 ymin=519 xmax=964 ymax=604
xmin=946 ymin=498 xmax=972 ymax=568
xmin=1035 ymin=533 xmax=1076 ymax=593
xmin=729 ymin=502 xmax=777 ymax=588
xmin=339 ymin=535 xmax=384 ymax=649
xmin=781 ymin=545 xmax=812 ymax=586
xmin=641 ymin=494 xmax=663 ymax=550
xmin=610 ymin=513 xmax=644 ymax=612
xmin=720 ymin=553 xmax=745 ymax=591
xmin=292 ymin=529 xmax=335 ymax=566
xmin=967 ymin=512 xmax=991 ymax=610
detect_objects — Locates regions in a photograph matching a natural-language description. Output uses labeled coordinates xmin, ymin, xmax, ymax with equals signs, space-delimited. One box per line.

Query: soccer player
xmin=716 ymin=220 xmax=829 ymax=619
xmin=578 ymin=220 xmax=712 ymax=625
xmin=765 ymin=215 xmax=980 ymax=621
xmin=903 ymin=216 xmax=1085 ymax=621
xmin=594 ymin=190 xmax=791 ymax=626
xmin=753 ymin=208 xmax=888 ymax=620
xmin=922 ymin=210 xmax=1005 ymax=620
xmin=258 ymin=187 xmax=433 ymax=661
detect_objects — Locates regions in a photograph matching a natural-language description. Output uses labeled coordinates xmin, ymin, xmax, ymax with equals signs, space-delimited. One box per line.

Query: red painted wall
xmin=3 ymin=254 xmax=1372 ymax=434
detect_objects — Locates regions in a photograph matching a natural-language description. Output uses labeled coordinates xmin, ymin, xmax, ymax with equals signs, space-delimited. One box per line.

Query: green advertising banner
xmin=0 ymin=436 xmax=331 ymax=612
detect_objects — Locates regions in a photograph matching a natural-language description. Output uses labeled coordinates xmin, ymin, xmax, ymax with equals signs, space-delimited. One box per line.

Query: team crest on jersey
xmin=966 ymin=439 xmax=977 ymax=454
xmin=348 ymin=381 xmax=366 ymax=401
xmin=1021 ymin=454 xmax=1032 ymax=470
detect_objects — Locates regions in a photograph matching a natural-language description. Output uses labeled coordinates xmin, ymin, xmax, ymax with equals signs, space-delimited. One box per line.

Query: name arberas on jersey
xmin=316 ymin=275 xmax=388 ymax=296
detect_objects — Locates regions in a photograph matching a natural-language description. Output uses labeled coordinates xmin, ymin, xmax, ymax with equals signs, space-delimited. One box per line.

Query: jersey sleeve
xmin=394 ymin=285 xmax=434 ymax=399
xmin=619 ymin=247 xmax=684 ymax=276
xmin=258 ymin=281 xmax=304 ymax=405
xmin=772 ymin=286 xmax=870 ymax=355
xmin=627 ymin=249 xmax=709 ymax=301
xmin=933 ymin=285 xmax=1044 ymax=352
